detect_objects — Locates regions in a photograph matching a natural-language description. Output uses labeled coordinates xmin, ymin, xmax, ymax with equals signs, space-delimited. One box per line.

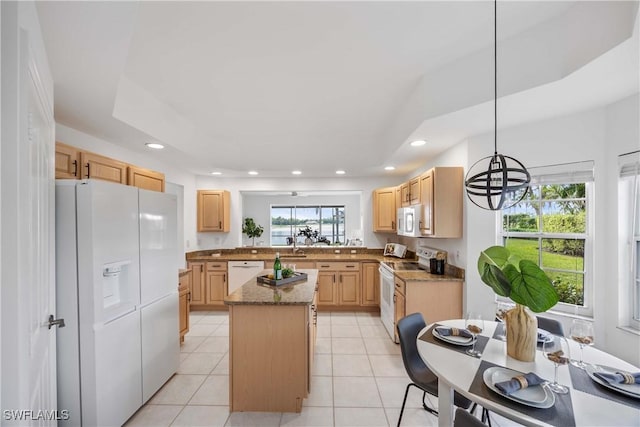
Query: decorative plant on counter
xmin=242 ymin=217 xmax=264 ymax=246
xmin=477 ymin=245 xmax=559 ymax=362
xmin=297 ymin=226 xmax=319 ymax=245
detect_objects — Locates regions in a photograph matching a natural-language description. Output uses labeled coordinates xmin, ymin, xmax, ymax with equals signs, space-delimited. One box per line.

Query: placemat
xmin=490 ymin=327 xmax=551 ymax=350
xmin=568 ymin=365 xmax=640 ymax=409
xmin=469 ymin=360 xmax=576 ymax=427
xmin=419 ymin=324 xmax=490 ymax=356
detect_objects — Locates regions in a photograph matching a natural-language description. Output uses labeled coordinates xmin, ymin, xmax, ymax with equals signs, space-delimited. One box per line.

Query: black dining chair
xmin=454 ymin=407 xmax=486 ymax=427
xmin=397 ymin=313 xmax=486 ymax=426
xmin=537 ymin=316 xmax=565 ymax=336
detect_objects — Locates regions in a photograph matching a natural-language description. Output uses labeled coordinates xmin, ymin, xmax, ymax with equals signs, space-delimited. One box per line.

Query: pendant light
xmin=465 ymin=0 xmax=531 ymax=211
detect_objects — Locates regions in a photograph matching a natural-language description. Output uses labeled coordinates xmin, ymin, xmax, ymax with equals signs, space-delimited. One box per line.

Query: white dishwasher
xmin=228 ymin=261 xmax=265 ymax=294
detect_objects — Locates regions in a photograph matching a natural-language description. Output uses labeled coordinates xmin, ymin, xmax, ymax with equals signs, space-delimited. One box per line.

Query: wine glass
xmin=494 ymin=301 xmax=513 ymax=341
xmin=465 ymin=312 xmax=484 ymax=358
xmin=543 ymin=335 xmax=571 ymax=394
xmin=569 ymin=319 xmax=594 ymax=369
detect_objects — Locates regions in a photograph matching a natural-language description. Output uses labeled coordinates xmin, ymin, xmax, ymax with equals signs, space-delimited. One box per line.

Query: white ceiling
xmin=36 ymin=1 xmax=639 ymax=178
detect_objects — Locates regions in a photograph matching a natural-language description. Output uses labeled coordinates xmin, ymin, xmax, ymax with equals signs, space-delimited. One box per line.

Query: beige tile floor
xmin=126 ymin=311 xmax=512 ymax=427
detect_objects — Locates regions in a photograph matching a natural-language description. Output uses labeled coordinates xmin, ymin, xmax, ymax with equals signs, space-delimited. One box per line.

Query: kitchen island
xmin=224 ymin=269 xmax=318 ymax=413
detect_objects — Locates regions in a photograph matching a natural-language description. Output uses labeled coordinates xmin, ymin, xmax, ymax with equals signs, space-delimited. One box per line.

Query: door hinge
xmin=48 ymin=315 xmax=65 ymax=330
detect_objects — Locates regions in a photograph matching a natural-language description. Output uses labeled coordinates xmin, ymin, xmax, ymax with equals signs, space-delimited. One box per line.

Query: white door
xmin=1 ymin=3 xmax=57 ymax=423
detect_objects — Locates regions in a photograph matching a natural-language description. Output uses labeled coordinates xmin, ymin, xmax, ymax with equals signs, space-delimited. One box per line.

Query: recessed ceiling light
xmin=384 ymin=166 xmax=395 ymax=171
xmin=292 ymin=170 xmax=302 ymax=175
xmin=248 ymin=171 xmax=259 ymax=175
xmin=145 ymin=142 xmax=164 ymax=150
xmin=410 ymin=140 xmax=426 ymax=147
xmin=335 ymin=170 xmax=346 ymax=175
xmin=210 ymin=171 xmax=222 ymax=175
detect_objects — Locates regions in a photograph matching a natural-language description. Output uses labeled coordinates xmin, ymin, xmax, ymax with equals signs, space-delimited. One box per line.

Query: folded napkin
xmin=495 ymin=372 xmax=545 ymax=395
xmin=593 ymin=371 xmax=640 ymax=385
xmin=435 ymin=326 xmax=472 ymax=338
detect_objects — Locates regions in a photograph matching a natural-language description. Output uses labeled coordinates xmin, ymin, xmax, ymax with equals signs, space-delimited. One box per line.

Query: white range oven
xmin=379 ymin=247 xmax=447 ymax=343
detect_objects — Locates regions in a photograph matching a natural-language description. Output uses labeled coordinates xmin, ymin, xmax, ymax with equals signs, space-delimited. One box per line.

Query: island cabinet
xmin=187 ymin=261 xmax=228 ymax=310
xmin=361 ymin=262 xmax=380 ymax=306
xmin=178 ymin=269 xmax=192 ymax=343
xmin=226 ymin=270 xmax=318 ymax=413
xmin=372 ymin=187 xmax=398 ymax=233
xmin=316 ymin=262 xmax=360 ymax=308
xmin=197 ymin=190 xmax=230 ymax=232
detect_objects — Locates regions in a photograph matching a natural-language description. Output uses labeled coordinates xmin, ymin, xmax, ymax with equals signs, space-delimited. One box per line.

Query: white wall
xmin=56 ymin=124 xmax=198 ymax=264
xmin=459 ymin=96 xmax=639 ymax=366
xmin=195 ymin=176 xmax=398 ymax=249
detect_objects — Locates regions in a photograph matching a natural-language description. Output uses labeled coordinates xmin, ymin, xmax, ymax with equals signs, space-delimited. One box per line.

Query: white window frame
xmin=497 ymin=161 xmax=594 ymax=317
xmin=269 ymin=204 xmax=346 ymax=246
xmin=618 ymin=151 xmax=640 ymax=331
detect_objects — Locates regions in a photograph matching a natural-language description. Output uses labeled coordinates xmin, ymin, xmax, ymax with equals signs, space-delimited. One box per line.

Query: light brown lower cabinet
xmin=316 ymin=262 xmax=360 ymax=308
xmin=178 ymin=270 xmax=192 ymax=343
xmin=187 ymin=261 xmax=228 ymax=310
xmin=393 ymin=277 xmax=463 ymax=342
xmin=360 ymin=262 xmax=380 ymax=306
xmin=228 ymin=300 xmax=315 ymax=413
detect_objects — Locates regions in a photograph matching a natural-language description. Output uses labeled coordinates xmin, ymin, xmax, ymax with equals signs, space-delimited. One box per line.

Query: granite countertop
xmin=394 ymin=270 xmax=464 ymax=282
xmin=224 ymin=269 xmax=319 ymax=306
xmin=187 ymin=253 xmax=387 ymax=262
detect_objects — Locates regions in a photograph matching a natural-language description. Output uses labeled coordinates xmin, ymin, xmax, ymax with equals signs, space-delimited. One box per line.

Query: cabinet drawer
xmin=316 ymin=262 xmax=359 ymax=271
xmin=206 ymin=261 xmax=227 ymax=271
xmin=394 ymin=278 xmax=406 ymax=295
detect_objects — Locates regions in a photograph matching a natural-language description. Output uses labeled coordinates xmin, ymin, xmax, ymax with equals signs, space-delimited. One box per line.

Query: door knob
xmin=48 ymin=314 xmax=65 ymax=329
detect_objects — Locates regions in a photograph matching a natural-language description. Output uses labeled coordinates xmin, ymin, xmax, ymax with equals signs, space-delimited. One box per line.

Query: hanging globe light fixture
xmin=465 ymin=0 xmax=530 ymax=211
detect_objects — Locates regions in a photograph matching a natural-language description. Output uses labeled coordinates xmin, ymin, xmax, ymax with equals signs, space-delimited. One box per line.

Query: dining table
xmin=417 ymin=319 xmax=640 ymax=427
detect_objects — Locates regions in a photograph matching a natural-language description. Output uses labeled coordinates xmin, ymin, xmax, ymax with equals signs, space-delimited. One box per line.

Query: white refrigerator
xmin=56 ymin=180 xmax=179 ymax=426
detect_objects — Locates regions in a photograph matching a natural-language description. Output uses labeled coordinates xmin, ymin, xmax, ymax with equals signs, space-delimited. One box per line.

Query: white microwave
xmin=397 ymin=205 xmax=423 ymax=237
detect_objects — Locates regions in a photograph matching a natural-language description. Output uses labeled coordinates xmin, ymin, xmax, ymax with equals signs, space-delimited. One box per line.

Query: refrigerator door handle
xmin=48 ymin=314 xmax=66 ymax=329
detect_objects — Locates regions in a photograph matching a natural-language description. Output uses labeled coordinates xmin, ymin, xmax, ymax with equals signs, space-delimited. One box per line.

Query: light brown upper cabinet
xmin=197 ymin=190 xmax=231 ymax=232
xmin=128 ymin=165 xmax=165 ymax=192
xmin=79 ymin=151 xmax=128 ymax=184
xmin=372 ymin=186 xmax=397 ymax=233
xmin=409 ymin=177 xmax=420 ymax=205
xmin=419 ymin=167 xmax=463 ymax=238
xmin=55 ymin=142 xmax=165 ymax=191
xmin=400 ymin=177 xmax=420 ymax=207
xmin=400 ymin=182 xmax=410 ymax=207
xmin=55 ymin=142 xmax=80 ymax=179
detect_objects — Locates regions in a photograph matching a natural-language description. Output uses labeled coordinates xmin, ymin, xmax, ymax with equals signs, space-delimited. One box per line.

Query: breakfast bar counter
xmin=224 ymin=269 xmax=319 ymax=413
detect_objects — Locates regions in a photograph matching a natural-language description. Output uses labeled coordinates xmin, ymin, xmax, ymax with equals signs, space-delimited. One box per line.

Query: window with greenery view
xmin=619 ymin=152 xmax=640 ymax=330
xmin=500 ymin=182 xmax=589 ymax=313
xmin=271 ymin=205 xmax=345 ymax=246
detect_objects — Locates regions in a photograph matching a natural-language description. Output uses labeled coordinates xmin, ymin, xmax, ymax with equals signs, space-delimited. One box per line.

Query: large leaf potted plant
xmin=478 ymin=245 xmax=559 ymax=361
xmin=242 ymin=217 xmax=264 ymax=247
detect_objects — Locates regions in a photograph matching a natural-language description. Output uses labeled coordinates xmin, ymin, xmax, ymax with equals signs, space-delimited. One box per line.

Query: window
xmin=271 ymin=205 xmax=345 ymax=246
xmin=619 ymin=151 xmax=640 ymax=330
xmin=499 ymin=161 xmax=594 ymax=316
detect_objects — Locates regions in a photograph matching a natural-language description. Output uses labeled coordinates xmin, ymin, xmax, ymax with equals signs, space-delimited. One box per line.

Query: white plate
xmin=586 ymin=364 xmax=640 ymax=399
xmin=537 ymin=328 xmax=554 ymax=344
xmin=432 ymin=328 xmax=475 ymax=346
xmin=483 ymin=367 xmax=555 ymax=409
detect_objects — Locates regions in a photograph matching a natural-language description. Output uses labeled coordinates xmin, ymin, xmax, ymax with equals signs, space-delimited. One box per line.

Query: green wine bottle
xmin=273 ymin=252 xmax=282 ymax=280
